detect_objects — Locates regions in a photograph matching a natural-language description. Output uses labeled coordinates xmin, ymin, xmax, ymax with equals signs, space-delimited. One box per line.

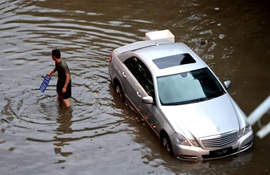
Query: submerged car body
xmin=108 ymin=39 xmax=253 ymax=161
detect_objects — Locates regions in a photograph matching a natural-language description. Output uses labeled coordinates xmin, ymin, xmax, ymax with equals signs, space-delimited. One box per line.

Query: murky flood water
xmin=0 ymin=0 xmax=269 ymax=174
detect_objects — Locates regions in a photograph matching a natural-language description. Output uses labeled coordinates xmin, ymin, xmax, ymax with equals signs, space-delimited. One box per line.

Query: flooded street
xmin=0 ymin=0 xmax=269 ymax=174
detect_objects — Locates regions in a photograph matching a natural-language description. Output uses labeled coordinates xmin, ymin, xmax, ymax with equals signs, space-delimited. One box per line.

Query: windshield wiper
xmin=193 ymin=97 xmax=208 ymax=103
xmin=161 ymin=97 xmax=213 ymax=106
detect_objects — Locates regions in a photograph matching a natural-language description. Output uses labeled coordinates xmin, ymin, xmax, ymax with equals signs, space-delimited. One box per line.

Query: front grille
xmin=201 ymin=131 xmax=238 ymax=148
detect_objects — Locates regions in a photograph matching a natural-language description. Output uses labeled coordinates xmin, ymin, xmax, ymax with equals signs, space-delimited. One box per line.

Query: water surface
xmin=0 ymin=0 xmax=269 ymax=174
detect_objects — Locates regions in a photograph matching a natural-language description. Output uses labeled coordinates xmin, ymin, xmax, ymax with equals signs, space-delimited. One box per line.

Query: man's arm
xmin=47 ymin=68 xmax=56 ymax=76
xmin=62 ymin=73 xmax=70 ymax=93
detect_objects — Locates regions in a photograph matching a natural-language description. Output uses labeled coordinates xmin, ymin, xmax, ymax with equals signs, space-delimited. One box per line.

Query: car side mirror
xmin=224 ymin=80 xmax=231 ymax=89
xmin=142 ymin=96 xmax=154 ymax=104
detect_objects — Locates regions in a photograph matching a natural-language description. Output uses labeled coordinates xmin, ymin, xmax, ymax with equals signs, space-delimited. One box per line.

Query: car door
xmin=121 ymin=57 xmax=143 ymax=109
xmin=123 ymin=57 xmax=162 ymax=134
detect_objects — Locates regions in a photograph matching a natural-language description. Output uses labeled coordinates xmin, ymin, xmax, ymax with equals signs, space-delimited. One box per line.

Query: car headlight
xmin=174 ymin=133 xmax=191 ymax=146
xmin=239 ymin=124 xmax=252 ymax=138
xmin=174 ymin=133 xmax=200 ymax=147
xmin=244 ymin=124 xmax=252 ymax=135
xmin=189 ymin=139 xmax=200 ymax=147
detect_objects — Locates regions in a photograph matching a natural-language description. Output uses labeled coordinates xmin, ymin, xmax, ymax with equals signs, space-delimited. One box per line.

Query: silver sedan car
xmin=108 ymin=39 xmax=253 ymax=161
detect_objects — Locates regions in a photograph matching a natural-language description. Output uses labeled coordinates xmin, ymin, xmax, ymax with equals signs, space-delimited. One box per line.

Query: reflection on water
xmin=0 ymin=0 xmax=269 ymax=174
xmin=54 ymin=107 xmax=73 ymax=161
xmin=162 ymin=151 xmax=254 ymax=174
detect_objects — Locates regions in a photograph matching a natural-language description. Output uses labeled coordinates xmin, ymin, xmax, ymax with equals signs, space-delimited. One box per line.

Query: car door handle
xmin=137 ymin=91 xmax=141 ymax=98
xmin=122 ymin=71 xmax=126 ymax=78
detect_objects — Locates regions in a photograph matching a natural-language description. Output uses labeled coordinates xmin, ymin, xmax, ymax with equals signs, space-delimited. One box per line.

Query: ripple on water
xmin=0 ymin=0 xmax=144 ymax=153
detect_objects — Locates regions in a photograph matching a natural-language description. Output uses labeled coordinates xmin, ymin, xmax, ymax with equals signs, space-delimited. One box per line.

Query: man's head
xmin=52 ymin=49 xmax=61 ymax=60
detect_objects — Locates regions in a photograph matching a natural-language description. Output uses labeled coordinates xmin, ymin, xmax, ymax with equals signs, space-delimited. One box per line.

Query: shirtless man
xmin=47 ymin=49 xmax=72 ymax=108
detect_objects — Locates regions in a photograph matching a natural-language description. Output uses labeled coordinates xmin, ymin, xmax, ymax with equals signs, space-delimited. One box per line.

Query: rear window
xmin=153 ymin=53 xmax=196 ymax=69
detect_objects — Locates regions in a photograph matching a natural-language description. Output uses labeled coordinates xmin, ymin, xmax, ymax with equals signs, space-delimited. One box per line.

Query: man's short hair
xmin=52 ymin=49 xmax=61 ymax=59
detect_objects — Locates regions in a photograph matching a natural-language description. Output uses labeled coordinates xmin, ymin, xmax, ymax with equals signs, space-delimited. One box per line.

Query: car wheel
xmin=115 ymin=83 xmax=125 ymax=102
xmin=161 ymin=134 xmax=173 ymax=156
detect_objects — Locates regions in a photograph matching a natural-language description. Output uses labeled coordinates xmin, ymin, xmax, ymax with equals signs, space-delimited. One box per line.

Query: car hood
xmin=160 ymin=94 xmax=240 ymax=138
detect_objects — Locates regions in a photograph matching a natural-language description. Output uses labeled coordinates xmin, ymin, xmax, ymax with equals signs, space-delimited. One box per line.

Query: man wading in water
xmin=47 ymin=49 xmax=72 ymax=108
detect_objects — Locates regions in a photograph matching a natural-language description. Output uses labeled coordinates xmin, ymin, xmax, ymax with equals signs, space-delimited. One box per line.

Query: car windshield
xmin=157 ymin=68 xmax=225 ymax=105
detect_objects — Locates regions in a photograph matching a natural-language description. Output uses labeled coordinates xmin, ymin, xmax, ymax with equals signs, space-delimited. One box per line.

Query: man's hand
xmin=62 ymin=87 xmax=66 ymax=93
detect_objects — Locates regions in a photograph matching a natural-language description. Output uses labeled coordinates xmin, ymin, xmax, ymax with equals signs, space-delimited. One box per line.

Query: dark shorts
xmin=57 ymin=79 xmax=72 ymax=99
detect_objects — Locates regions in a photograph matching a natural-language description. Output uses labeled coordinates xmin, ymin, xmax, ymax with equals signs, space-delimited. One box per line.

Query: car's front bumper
xmin=171 ymin=130 xmax=253 ymax=162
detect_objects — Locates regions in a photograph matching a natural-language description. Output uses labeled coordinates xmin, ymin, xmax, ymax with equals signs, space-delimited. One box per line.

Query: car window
xmin=124 ymin=57 xmax=155 ymax=100
xmin=152 ymin=53 xmax=196 ymax=69
xmin=157 ymin=68 xmax=225 ymax=105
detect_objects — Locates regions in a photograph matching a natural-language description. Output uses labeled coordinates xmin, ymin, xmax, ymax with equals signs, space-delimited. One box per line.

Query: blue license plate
xmin=39 ymin=75 xmax=51 ymax=93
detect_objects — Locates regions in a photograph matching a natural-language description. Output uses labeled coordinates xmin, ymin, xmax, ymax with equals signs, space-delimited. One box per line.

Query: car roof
xmin=115 ymin=40 xmax=208 ymax=77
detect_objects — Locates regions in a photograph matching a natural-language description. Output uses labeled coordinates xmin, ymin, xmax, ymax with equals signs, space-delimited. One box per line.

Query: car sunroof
xmin=152 ymin=53 xmax=196 ymax=69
